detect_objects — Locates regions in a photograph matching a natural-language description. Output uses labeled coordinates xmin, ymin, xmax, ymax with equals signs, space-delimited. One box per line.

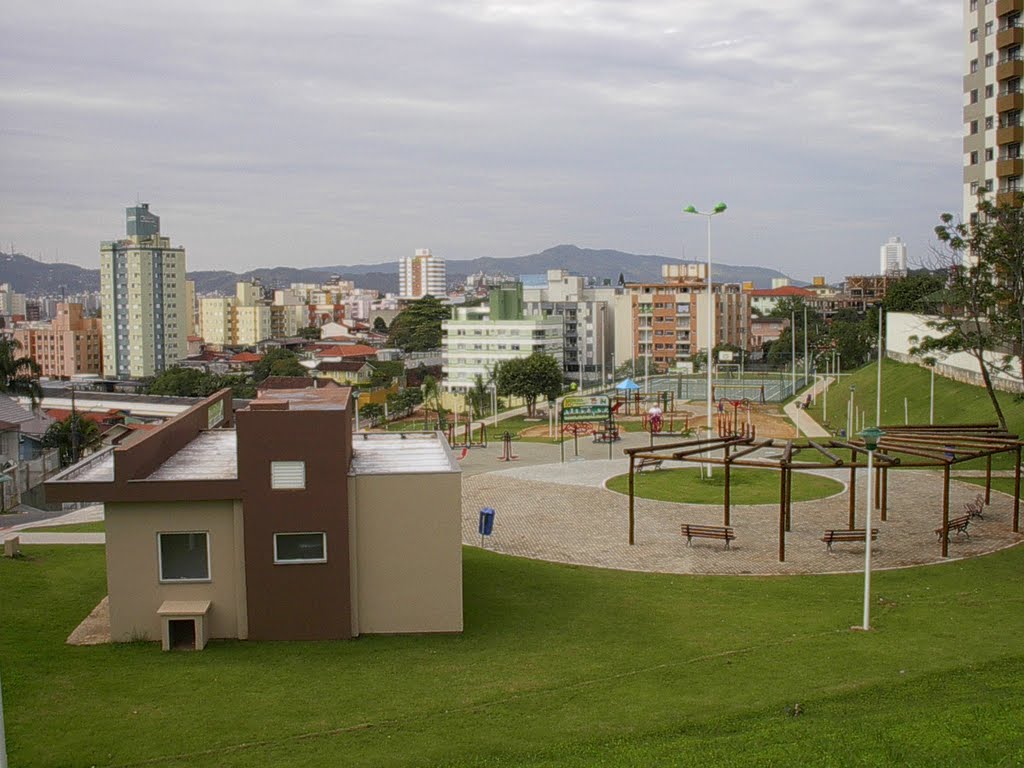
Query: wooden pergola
xmin=623 ymin=423 xmax=1022 ymax=561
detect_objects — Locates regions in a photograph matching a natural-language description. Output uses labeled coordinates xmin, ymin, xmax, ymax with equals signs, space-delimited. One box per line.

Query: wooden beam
xmin=778 ymin=466 xmax=786 ymax=562
xmin=785 ymin=467 xmax=793 ymax=532
xmin=880 ymin=466 xmax=888 ymax=522
xmin=628 ymin=454 xmax=635 ymax=546
xmin=986 ymin=454 xmax=992 ymax=506
xmin=724 ymin=444 xmax=731 ymax=527
xmin=806 ymin=440 xmax=844 ymax=465
xmin=848 ymin=464 xmax=857 ymax=530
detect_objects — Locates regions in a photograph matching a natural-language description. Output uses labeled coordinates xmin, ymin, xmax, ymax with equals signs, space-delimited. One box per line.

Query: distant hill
xmin=1 ymin=245 xmax=796 ymax=296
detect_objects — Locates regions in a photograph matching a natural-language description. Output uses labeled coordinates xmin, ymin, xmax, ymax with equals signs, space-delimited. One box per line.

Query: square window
xmin=970 ymin=120 xmax=980 ymax=135
xmin=986 ymin=52 xmax=994 ymax=66
xmin=986 ymin=148 xmax=994 ymax=160
xmin=970 ymin=88 xmax=979 ymax=103
xmin=271 ymin=460 xmax=306 ymax=489
xmin=971 ymin=28 xmax=979 ymax=42
xmin=971 ymin=58 xmax=979 ymax=73
xmin=986 ymin=21 xmax=994 ymax=36
xmin=274 ymin=532 xmax=327 ymax=564
xmin=986 ymin=116 xmax=994 ymax=129
xmin=158 ymin=532 xmax=210 ymax=581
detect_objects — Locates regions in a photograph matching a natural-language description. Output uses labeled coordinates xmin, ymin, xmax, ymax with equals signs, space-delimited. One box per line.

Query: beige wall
xmin=105 ymin=499 xmax=247 ymax=642
xmin=348 ymin=472 xmax=462 ymax=635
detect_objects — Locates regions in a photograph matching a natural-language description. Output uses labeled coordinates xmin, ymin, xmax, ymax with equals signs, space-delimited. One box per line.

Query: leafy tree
xmin=912 ymin=194 xmax=1024 ymax=430
xmin=495 ymin=353 xmax=564 ymax=417
xmin=372 ymin=316 xmax=389 ymax=333
xmin=252 ymin=349 xmax=306 ymax=382
xmin=387 ymin=297 xmax=450 ymax=352
xmin=420 ymin=374 xmax=447 ymax=427
xmin=147 ymin=367 xmax=224 ymax=397
xmin=0 ymin=338 xmax=42 ymax=408
xmin=386 ymin=387 xmax=422 ymax=419
xmin=466 ymin=374 xmax=491 ymax=420
xmin=359 ymin=402 xmax=384 ymax=426
xmin=296 ymin=326 xmax=321 ymax=340
xmin=42 ymin=414 xmax=102 ymax=466
xmin=368 ymin=360 xmax=404 ymax=389
xmin=883 ymin=272 xmax=945 ymax=313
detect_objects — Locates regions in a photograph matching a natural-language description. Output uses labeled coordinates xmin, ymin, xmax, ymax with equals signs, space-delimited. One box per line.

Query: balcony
xmin=997 ymin=59 xmax=1024 ymax=80
xmin=997 ymin=125 xmax=1024 ymax=144
xmin=996 ymin=190 xmax=1023 ymax=205
xmin=997 ymin=92 xmax=1024 ymax=112
xmin=997 ymin=0 xmax=1024 ymax=17
xmin=997 ymin=158 xmax=1024 ymax=176
xmin=997 ymin=26 xmax=1024 ymax=49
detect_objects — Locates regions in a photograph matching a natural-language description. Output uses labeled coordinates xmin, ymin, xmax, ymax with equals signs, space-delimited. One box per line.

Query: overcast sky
xmin=1 ymin=1 xmax=961 ymax=280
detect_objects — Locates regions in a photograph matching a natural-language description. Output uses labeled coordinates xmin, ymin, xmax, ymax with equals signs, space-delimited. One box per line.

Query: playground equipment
xmin=446 ymin=421 xmax=488 ymax=449
xmin=641 ymin=410 xmax=692 ymax=436
xmin=615 ymin=390 xmax=675 ymax=416
xmin=497 ymin=431 xmax=518 ymax=462
xmin=715 ymin=398 xmax=753 ymax=437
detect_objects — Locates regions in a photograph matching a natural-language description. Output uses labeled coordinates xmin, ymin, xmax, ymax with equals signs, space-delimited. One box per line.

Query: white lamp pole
xmin=930 ymin=365 xmax=935 ymax=425
xmin=860 ymin=427 xmax=884 ymax=630
xmin=683 ymin=202 xmax=727 ymax=478
xmin=353 ymin=391 xmax=360 ymax=432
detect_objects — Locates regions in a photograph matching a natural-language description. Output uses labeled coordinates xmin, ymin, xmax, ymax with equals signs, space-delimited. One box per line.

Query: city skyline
xmin=2 ymin=2 xmax=960 ymax=280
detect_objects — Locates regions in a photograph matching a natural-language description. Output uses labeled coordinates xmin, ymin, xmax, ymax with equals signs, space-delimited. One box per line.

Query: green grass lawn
xmin=961 ymin=476 xmax=1023 ymax=498
xmin=27 ymin=521 xmax=106 ymax=533
xmin=802 ymin=359 xmax=1024 ymax=469
xmin=606 ymin=467 xmax=843 ymax=505
xmin=6 ymin=543 xmax=1022 ymax=766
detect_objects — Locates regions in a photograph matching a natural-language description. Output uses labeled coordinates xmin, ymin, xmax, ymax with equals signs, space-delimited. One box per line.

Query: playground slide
xmin=611 ymin=401 xmax=622 ymax=413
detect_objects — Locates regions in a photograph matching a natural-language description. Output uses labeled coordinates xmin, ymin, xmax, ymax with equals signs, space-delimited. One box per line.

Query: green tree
xmin=420 ymin=374 xmax=447 ymax=427
xmin=42 ymin=414 xmax=102 ymax=466
xmin=466 ymin=374 xmax=491 ymax=420
xmin=496 ymin=353 xmax=564 ymax=417
xmin=0 ymin=338 xmax=42 ymax=408
xmin=360 ymin=402 xmax=384 ymax=426
xmin=913 ymin=195 xmax=1021 ymax=430
xmin=387 ymin=297 xmax=450 ymax=352
xmin=252 ymin=349 xmax=306 ymax=382
xmin=368 ymin=360 xmax=404 ymax=389
xmin=386 ymin=387 xmax=422 ymax=419
xmin=883 ymin=272 xmax=945 ymax=313
xmin=372 ymin=316 xmax=389 ymax=333
xmin=147 ymin=367 xmax=225 ymax=397
xmin=296 ymin=326 xmax=321 ymax=340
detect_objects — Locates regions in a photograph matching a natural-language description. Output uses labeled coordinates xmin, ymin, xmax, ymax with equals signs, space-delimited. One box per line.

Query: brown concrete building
xmin=12 ymin=303 xmax=102 ymax=379
xmin=46 ymin=388 xmax=462 ymax=648
xmin=625 ymin=266 xmax=750 ymax=372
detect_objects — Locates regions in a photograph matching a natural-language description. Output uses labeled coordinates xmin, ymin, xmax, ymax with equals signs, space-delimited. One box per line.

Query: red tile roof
xmin=313 ymin=344 xmax=378 ymax=359
xmin=228 ymin=352 xmax=264 ymax=363
xmin=749 ymin=286 xmax=816 ymax=298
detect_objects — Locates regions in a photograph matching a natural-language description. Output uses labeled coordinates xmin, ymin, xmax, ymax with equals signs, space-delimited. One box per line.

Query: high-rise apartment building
xmin=963 ymin=0 xmax=1023 ymax=221
xmin=12 ymin=303 xmax=102 ymax=379
xmin=399 ymin=248 xmax=446 ymax=299
xmin=880 ymin=236 xmax=908 ymax=275
xmin=100 ymin=203 xmax=188 ymax=378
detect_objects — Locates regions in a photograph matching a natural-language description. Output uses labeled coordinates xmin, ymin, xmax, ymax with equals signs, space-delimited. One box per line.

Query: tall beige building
xmin=963 ymin=0 xmax=1023 ymax=221
xmin=100 ymin=204 xmax=188 ymax=379
xmin=199 ymin=281 xmax=272 ymax=348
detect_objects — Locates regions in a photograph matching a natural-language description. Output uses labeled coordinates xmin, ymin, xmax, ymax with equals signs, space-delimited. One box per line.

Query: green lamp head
xmin=683 ymin=205 xmax=698 ymax=214
xmin=859 ymin=426 xmax=884 ymax=451
xmin=713 ymin=202 xmax=728 ymax=214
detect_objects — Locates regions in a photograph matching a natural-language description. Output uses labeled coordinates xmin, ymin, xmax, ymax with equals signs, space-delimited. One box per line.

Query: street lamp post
xmin=848 ymin=385 xmax=856 ymax=438
xmin=683 ymin=202 xmax=727 ymax=478
xmin=859 ymin=426 xmax=884 ymax=630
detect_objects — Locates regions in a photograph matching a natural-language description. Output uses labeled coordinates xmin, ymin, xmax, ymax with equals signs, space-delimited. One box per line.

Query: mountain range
xmin=0 ymin=245 xmax=795 ymax=296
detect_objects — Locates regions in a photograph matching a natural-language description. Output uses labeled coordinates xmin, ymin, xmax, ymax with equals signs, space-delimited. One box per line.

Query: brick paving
xmin=462 ymin=460 xmax=1023 ymax=575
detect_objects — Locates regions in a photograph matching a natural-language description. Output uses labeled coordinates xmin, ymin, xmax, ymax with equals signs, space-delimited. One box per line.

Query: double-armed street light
xmin=683 ymin=202 xmax=727 ymax=477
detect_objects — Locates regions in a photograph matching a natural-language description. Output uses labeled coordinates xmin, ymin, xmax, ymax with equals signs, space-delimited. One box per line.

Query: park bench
xmin=935 ymin=514 xmax=972 ymax=542
xmin=637 ymin=457 xmax=663 ymax=472
xmin=592 ymin=426 xmax=620 ymax=443
xmin=680 ymin=523 xmax=736 ymax=550
xmin=821 ymin=528 xmax=879 ymax=552
xmin=964 ymin=494 xmax=986 ymax=520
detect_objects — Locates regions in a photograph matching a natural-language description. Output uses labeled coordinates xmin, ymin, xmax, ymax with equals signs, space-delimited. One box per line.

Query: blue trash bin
xmin=478 ymin=507 xmax=496 ymax=536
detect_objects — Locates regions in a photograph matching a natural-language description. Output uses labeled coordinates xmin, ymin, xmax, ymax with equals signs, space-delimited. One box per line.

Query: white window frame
xmin=273 ymin=532 xmax=327 ymax=565
xmin=271 ymin=460 xmax=306 ymax=490
xmin=157 ymin=531 xmax=211 ymax=583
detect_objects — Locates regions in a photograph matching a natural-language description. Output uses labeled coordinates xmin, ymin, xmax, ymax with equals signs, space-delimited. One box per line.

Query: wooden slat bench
xmin=935 ymin=514 xmax=971 ymax=542
xmin=637 ymin=457 xmax=663 ymax=472
xmin=964 ymin=494 xmax=986 ymax=520
xmin=681 ymin=523 xmax=735 ymax=550
xmin=821 ymin=528 xmax=879 ymax=552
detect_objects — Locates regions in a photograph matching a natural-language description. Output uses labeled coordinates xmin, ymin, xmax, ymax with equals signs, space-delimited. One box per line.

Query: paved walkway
xmin=461 ymin=451 xmax=1023 ymax=575
xmin=783 ymin=377 xmax=831 ymax=438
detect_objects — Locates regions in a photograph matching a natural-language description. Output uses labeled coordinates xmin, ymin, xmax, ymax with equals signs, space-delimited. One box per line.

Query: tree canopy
xmin=252 ymin=349 xmax=306 ymax=381
xmin=495 ymin=353 xmax=563 ymax=417
xmin=387 ymin=297 xmax=450 ymax=352
xmin=0 ymin=338 xmax=42 ymax=408
xmin=42 ymin=413 xmax=102 ymax=466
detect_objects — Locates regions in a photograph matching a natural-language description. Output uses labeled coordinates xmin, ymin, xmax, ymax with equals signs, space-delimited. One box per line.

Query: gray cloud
xmin=0 ymin=0 xmax=961 ymax=280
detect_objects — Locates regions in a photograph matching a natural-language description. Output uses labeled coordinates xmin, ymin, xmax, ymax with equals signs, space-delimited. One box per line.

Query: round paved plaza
xmin=458 ymin=434 xmax=1023 ymax=575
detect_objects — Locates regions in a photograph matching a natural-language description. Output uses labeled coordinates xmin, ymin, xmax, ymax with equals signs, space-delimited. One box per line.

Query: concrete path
xmin=0 ymin=503 xmax=104 ymax=533
xmin=13 ymin=532 xmax=105 ymax=544
xmin=783 ymin=377 xmax=831 ymax=438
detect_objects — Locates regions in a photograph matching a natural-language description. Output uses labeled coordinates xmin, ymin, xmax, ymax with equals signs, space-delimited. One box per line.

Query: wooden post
xmin=880 ymin=466 xmax=888 ymax=522
xmin=778 ymin=467 xmax=786 ymax=562
xmin=873 ymin=465 xmax=881 ymax=511
xmin=848 ymin=464 xmax=857 ymax=530
xmin=785 ymin=467 xmax=793 ymax=532
xmin=628 ymin=454 xmax=636 ymax=545
xmin=1014 ymin=447 xmax=1021 ymax=534
xmin=723 ymin=444 xmax=731 ymax=527
xmin=985 ymin=454 xmax=992 ymax=506
xmin=941 ymin=463 xmax=951 ymax=558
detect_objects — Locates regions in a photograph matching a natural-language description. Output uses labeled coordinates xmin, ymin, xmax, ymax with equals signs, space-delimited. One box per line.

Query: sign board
xmin=718 ymin=351 xmax=735 ymax=362
xmin=674 ymin=362 xmax=694 ymax=375
xmin=561 ymin=395 xmax=611 ymax=423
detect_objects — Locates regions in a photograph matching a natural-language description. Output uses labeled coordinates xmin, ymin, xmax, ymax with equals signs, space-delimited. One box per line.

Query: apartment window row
xmin=157 ymin=531 xmax=327 ymax=582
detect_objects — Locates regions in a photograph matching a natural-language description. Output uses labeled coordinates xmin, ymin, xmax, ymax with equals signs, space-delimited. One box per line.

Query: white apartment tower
xmin=963 ymin=0 xmax=1023 ymax=222
xmin=100 ymin=204 xmax=188 ymax=378
xmin=399 ymin=248 xmax=447 ymax=299
xmin=879 ymin=236 xmax=908 ymax=276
